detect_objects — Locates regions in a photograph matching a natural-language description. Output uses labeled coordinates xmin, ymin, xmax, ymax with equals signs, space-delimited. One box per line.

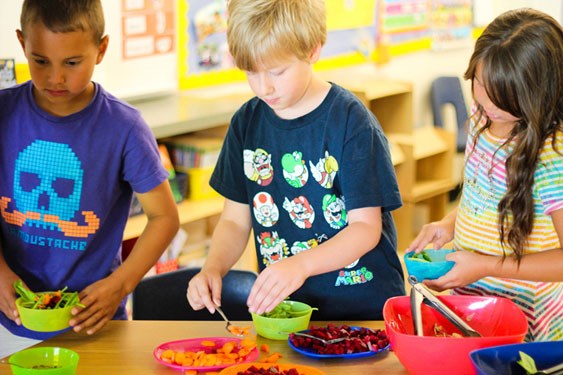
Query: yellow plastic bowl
xmin=9 ymin=347 xmax=79 ymax=375
xmin=251 ymin=301 xmax=314 ymax=340
xmin=16 ymin=297 xmax=73 ymax=332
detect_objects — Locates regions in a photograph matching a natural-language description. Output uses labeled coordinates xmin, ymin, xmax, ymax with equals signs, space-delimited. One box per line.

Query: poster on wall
xmin=121 ymin=0 xmax=176 ymax=60
xmin=378 ymin=0 xmax=431 ymax=55
xmin=430 ymin=0 xmax=473 ymax=51
xmin=0 ymin=58 xmax=17 ymax=89
xmin=178 ymin=0 xmax=380 ymax=89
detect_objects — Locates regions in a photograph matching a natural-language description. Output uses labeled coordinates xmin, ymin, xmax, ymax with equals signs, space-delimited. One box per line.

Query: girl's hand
xmin=69 ymin=277 xmax=126 ymax=335
xmin=424 ymin=251 xmax=490 ymax=291
xmin=186 ymin=269 xmax=223 ymax=314
xmin=407 ymin=220 xmax=455 ymax=253
xmin=247 ymin=256 xmax=308 ymax=315
xmin=0 ymin=269 xmax=22 ymax=325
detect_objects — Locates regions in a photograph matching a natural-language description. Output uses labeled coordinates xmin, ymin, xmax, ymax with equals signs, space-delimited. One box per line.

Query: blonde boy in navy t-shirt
xmin=187 ymin=0 xmax=405 ymax=320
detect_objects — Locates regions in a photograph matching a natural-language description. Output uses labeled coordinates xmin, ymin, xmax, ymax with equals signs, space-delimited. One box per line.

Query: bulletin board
xmin=93 ymin=0 xmax=179 ymax=99
xmin=177 ymin=0 xmax=380 ymax=89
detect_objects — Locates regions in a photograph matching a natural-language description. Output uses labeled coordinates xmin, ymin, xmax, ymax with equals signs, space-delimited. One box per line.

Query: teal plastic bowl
xmin=404 ymin=249 xmax=456 ymax=281
xmin=9 ymin=347 xmax=79 ymax=374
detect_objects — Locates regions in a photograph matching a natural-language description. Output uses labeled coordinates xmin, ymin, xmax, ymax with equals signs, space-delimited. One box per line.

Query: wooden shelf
xmin=123 ymin=196 xmax=224 ymax=241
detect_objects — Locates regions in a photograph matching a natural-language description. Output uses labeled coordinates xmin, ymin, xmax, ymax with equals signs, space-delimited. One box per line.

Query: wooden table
xmin=0 ymin=321 xmax=409 ymax=375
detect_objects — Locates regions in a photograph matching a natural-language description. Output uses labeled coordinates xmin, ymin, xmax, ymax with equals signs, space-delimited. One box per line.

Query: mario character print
xmin=309 ymin=150 xmax=338 ymax=189
xmin=257 ymin=231 xmax=289 ymax=266
xmin=282 ymin=196 xmax=315 ymax=229
xmin=281 ymin=151 xmax=309 ymax=188
xmin=322 ymin=194 xmax=347 ymax=229
xmin=252 ymin=192 xmax=279 ymax=227
xmin=243 ymin=148 xmax=274 ymax=186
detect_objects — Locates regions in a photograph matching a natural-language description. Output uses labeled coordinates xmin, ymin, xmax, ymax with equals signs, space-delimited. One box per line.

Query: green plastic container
xmin=9 ymin=347 xmax=79 ymax=375
xmin=251 ymin=301 xmax=315 ymax=340
xmin=16 ymin=297 xmax=73 ymax=332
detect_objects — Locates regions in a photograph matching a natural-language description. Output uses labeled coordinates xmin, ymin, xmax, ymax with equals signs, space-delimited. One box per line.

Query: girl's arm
xmin=186 ymin=199 xmax=252 ymax=313
xmin=426 ymin=208 xmax=563 ymax=290
xmin=70 ymin=180 xmax=179 ymax=334
xmin=247 ymin=206 xmax=382 ymax=315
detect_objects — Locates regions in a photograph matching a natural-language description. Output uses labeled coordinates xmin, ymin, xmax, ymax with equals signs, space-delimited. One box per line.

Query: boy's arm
xmin=70 ymin=180 xmax=179 ymax=334
xmin=248 ymin=206 xmax=381 ymax=315
xmin=187 ymin=199 xmax=252 ymax=313
xmin=0 ymin=246 xmax=23 ymax=324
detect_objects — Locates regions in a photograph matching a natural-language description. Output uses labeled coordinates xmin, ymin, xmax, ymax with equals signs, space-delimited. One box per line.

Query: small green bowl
xmin=251 ymin=301 xmax=315 ymax=340
xmin=9 ymin=347 xmax=79 ymax=375
xmin=16 ymin=297 xmax=73 ymax=332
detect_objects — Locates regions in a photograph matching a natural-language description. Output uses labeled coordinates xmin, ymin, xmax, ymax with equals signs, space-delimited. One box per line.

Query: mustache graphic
xmin=1 ymin=197 xmax=99 ymax=238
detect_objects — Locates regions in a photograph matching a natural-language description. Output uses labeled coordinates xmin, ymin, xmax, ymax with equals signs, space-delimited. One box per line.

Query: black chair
xmin=431 ymin=76 xmax=469 ymax=153
xmin=132 ymin=267 xmax=257 ymax=321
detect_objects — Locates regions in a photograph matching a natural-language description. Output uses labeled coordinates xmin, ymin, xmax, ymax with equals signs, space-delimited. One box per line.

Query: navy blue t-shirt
xmin=0 ymin=81 xmax=168 ymax=338
xmin=210 ymin=83 xmax=405 ymax=320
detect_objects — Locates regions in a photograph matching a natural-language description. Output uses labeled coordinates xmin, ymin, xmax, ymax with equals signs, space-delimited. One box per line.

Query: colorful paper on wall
xmin=120 ymin=0 xmax=176 ymax=60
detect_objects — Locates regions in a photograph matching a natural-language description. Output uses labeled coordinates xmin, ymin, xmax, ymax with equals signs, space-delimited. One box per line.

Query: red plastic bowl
xmin=383 ymin=295 xmax=528 ymax=375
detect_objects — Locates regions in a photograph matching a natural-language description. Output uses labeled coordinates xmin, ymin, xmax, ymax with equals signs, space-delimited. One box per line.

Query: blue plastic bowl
xmin=470 ymin=341 xmax=563 ymax=375
xmin=403 ymin=249 xmax=455 ymax=281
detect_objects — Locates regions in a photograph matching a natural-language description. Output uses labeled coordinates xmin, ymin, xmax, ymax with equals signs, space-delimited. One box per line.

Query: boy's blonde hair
xmin=20 ymin=0 xmax=105 ymax=45
xmin=227 ymin=0 xmax=327 ymax=71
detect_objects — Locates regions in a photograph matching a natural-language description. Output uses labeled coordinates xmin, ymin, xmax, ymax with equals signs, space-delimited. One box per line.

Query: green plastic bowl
xmin=9 ymin=347 xmax=79 ymax=375
xmin=16 ymin=297 xmax=73 ymax=332
xmin=251 ymin=301 xmax=315 ymax=340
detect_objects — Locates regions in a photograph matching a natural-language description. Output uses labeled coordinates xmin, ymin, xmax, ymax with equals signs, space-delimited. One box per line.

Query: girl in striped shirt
xmin=408 ymin=8 xmax=563 ymax=341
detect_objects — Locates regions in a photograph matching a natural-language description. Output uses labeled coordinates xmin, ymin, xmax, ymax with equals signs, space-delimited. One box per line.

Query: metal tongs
xmin=409 ymin=275 xmax=481 ymax=337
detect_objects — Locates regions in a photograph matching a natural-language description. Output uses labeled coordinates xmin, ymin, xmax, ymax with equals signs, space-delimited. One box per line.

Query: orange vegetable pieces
xmin=158 ymin=338 xmax=258 ymax=368
xmin=228 ymin=325 xmax=252 ymax=336
xmin=260 ymin=343 xmax=270 ymax=353
xmin=184 ymin=370 xmax=197 ymax=375
xmin=160 ymin=349 xmax=175 ymax=363
xmin=260 ymin=352 xmax=282 ymax=363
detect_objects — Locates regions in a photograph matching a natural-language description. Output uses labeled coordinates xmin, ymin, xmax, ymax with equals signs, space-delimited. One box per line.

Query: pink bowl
xmin=383 ymin=295 xmax=528 ymax=375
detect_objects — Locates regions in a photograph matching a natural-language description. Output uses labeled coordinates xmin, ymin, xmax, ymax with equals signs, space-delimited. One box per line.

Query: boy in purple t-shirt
xmin=0 ymin=0 xmax=179 ymax=339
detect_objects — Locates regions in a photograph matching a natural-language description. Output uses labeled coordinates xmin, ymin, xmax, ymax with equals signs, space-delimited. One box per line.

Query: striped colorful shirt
xmin=453 ymin=107 xmax=563 ymax=341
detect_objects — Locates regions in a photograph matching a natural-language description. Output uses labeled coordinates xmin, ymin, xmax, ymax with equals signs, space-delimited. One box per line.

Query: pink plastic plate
xmin=153 ymin=336 xmax=259 ymax=372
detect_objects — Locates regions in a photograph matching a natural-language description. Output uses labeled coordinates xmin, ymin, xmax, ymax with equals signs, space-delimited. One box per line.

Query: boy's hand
xmin=69 ymin=277 xmax=126 ymax=335
xmin=0 ymin=269 xmax=22 ymax=325
xmin=247 ymin=256 xmax=308 ymax=316
xmin=186 ymin=269 xmax=223 ymax=314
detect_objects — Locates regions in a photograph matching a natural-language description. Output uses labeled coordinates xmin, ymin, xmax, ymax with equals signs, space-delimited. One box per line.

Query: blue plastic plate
xmin=288 ymin=326 xmax=390 ymax=359
xmin=470 ymin=341 xmax=563 ymax=375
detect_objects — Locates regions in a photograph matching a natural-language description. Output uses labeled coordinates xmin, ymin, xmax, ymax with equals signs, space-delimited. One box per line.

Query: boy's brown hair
xmin=227 ymin=0 xmax=327 ymax=72
xmin=20 ymin=0 xmax=105 ymax=44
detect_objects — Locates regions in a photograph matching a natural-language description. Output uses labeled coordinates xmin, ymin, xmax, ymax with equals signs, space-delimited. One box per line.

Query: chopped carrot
xmin=157 ymin=337 xmax=257 ymax=368
xmin=260 ymin=352 xmax=282 ymax=363
xmin=228 ymin=325 xmax=252 ymax=336
xmin=184 ymin=370 xmax=197 ymax=375
xmin=260 ymin=343 xmax=270 ymax=353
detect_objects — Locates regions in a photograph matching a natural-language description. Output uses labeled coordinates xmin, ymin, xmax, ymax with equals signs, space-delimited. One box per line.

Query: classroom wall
xmin=1 ymin=0 xmax=561 ymax=127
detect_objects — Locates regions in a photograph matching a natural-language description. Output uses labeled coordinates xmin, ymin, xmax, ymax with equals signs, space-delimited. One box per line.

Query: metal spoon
xmin=0 ymin=358 xmax=29 ymax=369
xmin=535 ymin=361 xmax=563 ymax=375
xmin=214 ymin=306 xmax=244 ymax=337
xmin=289 ymin=331 xmax=350 ymax=345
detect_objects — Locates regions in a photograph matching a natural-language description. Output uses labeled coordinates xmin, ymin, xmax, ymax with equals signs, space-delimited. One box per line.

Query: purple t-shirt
xmin=0 ymin=81 xmax=167 ymax=338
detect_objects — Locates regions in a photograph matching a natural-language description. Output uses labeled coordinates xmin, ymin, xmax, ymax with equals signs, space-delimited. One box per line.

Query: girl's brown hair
xmin=464 ymin=8 xmax=563 ymax=261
